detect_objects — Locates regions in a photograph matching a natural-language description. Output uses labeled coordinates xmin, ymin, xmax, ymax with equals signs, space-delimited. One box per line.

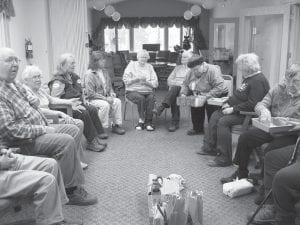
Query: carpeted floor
xmin=2 ymin=90 xmax=259 ymax=225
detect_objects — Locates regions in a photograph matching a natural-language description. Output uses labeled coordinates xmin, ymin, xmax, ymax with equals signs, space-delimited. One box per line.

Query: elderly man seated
xmin=180 ymin=55 xmax=228 ymax=135
xmin=84 ymin=51 xmax=125 ymax=135
xmin=22 ymin=65 xmax=88 ymax=169
xmin=0 ymin=147 xmax=82 ymax=225
xmin=123 ymin=49 xmax=158 ymax=131
xmin=221 ymin=63 xmax=300 ymax=184
xmin=155 ymin=50 xmax=192 ymax=132
xmin=0 ymin=47 xmax=97 ymax=206
xmin=48 ymin=53 xmax=108 ymax=152
xmin=199 ymin=53 xmax=270 ymax=167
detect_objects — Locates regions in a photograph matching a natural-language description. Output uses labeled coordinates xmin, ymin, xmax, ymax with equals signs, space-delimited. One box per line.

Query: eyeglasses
xmin=1 ymin=57 xmax=21 ymax=64
xmin=31 ymin=74 xmax=43 ymax=80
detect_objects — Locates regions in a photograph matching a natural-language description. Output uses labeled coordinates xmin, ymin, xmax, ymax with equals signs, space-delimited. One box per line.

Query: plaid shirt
xmin=0 ymin=80 xmax=48 ymax=142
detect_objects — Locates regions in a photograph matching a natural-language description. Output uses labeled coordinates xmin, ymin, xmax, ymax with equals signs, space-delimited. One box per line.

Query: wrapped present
xmin=176 ymin=96 xmax=207 ymax=107
xmin=223 ymin=178 xmax=254 ymax=198
xmin=207 ymin=97 xmax=229 ymax=106
xmin=252 ymin=117 xmax=297 ymax=134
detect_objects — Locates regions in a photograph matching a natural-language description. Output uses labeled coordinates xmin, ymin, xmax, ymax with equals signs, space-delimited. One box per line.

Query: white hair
xmin=56 ymin=53 xmax=75 ymax=73
xmin=22 ymin=65 xmax=42 ymax=81
xmin=235 ymin=53 xmax=261 ymax=73
xmin=137 ymin=49 xmax=150 ymax=60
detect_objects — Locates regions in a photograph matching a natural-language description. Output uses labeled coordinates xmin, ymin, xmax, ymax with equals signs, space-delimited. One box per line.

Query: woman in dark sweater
xmin=198 ymin=53 xmax=270 ymax=167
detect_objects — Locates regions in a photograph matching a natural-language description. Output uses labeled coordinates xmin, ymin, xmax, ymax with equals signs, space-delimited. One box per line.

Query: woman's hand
xmin=57 ymin=111 xmax=67 ymax=119
xmin=222 ymin=103 xmax=230 ymax=109
xmin=72 ymin=104 xmax=86 ymax=113
xmin=68 ymin=98 xmax=81 ymax=107
xmin=222 ymin=107 xmax=234 ymax=115
xmin=106 ymin=96 xmax=114 ymax=104
xmin=259 ymin=110 xmax=272 ymax=123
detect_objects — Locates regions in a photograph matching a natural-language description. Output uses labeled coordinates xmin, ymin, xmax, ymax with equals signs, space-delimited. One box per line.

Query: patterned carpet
xmin=1 ymin=90 xmax=259 ymax=225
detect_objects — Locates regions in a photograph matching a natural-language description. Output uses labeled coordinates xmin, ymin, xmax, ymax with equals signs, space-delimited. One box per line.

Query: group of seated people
xmin=0 ymin=45 xmax=300 ymax=225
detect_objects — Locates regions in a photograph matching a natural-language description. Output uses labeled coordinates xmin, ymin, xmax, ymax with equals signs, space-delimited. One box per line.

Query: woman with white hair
xmin=198 ymin=53 xmax=270 ymax=168
xmin=155 ymin=50 xmax=193 ymax=132
xmin=48 ymin=53 xmax=108 ymax=152
xmin=123 ymin=49 xmax=158 ymax=131
xmin=22 ymin=65 xmax=89 ymax=169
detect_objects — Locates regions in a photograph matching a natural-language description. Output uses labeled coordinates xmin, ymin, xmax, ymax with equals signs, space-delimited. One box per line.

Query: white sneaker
xmin=80 ymin=162 xmax=88 ymax=170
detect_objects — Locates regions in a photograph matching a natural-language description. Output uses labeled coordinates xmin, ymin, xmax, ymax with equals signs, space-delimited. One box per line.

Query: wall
xmin=212 ymin=0 xmax=284 ymax=18
xmin=9 ymin=0 xmax=50 ymax=82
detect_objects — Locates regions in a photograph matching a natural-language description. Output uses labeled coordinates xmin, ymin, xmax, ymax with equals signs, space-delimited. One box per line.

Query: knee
xmin=101 ymin=101 xmax=110 ymax=111
xmin=75 ymin=119 xmax=84 ymax=131
xmin=40 ymin=172 xmax=56 ymax=187
xmin=217 ymin=116 xmax=230 ymax=127
xmin=45 ymin=158 xmax=59 ymax=172
xmin=238 ymin=132 xmax=250 ymax=144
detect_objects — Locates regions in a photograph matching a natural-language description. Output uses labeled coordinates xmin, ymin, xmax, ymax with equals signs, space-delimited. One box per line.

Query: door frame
xmin=238 ymin=5 xmax=291 ymax=87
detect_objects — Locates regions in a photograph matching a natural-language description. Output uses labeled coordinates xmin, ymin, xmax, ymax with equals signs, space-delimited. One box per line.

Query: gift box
xmin=252 ymin=117 xmax=296 ymax=134
xmin=207 ymin=97 xmax=229 ymax=106
xmin=176 ymin=96 xmax=207 ymax=107
xmin=223 ymin=178 xmax=254 ymax=198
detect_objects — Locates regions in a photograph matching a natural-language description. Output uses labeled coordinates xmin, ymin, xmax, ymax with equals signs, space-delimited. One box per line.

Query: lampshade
xmin=104 ymin=5 xmax=115 ymax=17
xmin=93 ymin=0 xmax=105 ymax=11
xmin=191 ymin=5 xmax=201 ymax=16
xmin=112 ymin=11 xmax=121 ymax=21
xmin=183 ymin=10 xmax=193 ymax=20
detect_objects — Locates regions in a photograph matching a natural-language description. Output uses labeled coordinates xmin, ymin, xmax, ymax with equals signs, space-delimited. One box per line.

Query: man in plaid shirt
xmin=0 ymin=47 xmax=97 ymax=206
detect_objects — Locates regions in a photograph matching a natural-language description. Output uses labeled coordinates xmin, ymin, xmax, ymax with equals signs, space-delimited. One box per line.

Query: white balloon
xmin=191 ymin=5 xmax=202 ymax=16
xmin=112 ymin=11 xmax=121 ymax=21
xmin=93 ymin=0 xmax=105 ymax=11
xmin=104 ymin=5 xmax=115 ymax=17
xmin=202 ymin=0 xmax=217 ymax=9
xmin=183 ymin=10 xmax=193 ymax=20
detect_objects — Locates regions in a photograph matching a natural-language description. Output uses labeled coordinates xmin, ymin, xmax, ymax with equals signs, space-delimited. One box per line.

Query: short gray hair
xmin=235 ymin=53 xmax=261 ymax=73
xmin=137 ymin=49 xmax=150 ymax=60
xmin=56 ymin=53 xmax=74 ymax=73
xmin=22 ymin=65 xmax=42 ymax=81
xmin=285 ymin=63 xmax=300 ymax=80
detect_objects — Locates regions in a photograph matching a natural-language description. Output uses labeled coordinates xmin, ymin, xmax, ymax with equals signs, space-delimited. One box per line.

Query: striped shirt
xmin=0 ymin=80 xmax=47 ymax=142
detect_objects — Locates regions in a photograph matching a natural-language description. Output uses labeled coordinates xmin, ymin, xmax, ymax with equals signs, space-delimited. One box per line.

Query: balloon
xmin=93 ymin=0 xmax=105 ymax=11
xmin=112 ymin=11 xmax=121 ymax=21
xmin=202 ymin=0 xmax=217 ymax=9
xmin=183 ymin=10 xmax=193 ymax=20
xmin=104 ymin=5 xmax=115 ymax=17
xmin=191 ymin=5 xmax=201 ymax=16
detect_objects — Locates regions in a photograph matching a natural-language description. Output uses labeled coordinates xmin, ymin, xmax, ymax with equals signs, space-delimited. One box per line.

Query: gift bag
xmin=168 ymin=196 xmax=188 ymax=225
xmin=186 ymin=190 xmax=203 ymax=225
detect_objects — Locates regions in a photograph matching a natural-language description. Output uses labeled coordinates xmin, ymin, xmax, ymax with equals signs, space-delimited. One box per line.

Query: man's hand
xmin=72 ymin=104 xmax=86 ymax=113
xmin=259 ymin=110 xmax=272 ymax=123
xmin=222 ymin=103 xmax=230 ymax=109
xmin=45 ymin=126 xmax=55 ymax=134
xmin=0 ymin=149 xmax=17 ymax=170
xmin=106 ymin=96 xmax=114 ymax=104
xmin=57 ymin=111 xmax=67 ymax=119
xmin=222 ymin=107 xmax=234 ymax=115
xmin=68 ymin=98 xmax=81 ymax=107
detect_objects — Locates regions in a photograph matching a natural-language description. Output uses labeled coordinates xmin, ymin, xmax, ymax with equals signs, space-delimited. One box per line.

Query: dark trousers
xmin=269 ymin=145 xmax=300 ymax=224
xmin=73 ymin=104 xmax=104 ymax=142
xmin=234 ymin=127 xmax=297 ymax=174
xmin=203 ymin=110 xmax=245 ymax=161
xmin=162 ymin=86 xmax=181 ymax=123
xmin=126 ymin=91 xmax=155 ymax=123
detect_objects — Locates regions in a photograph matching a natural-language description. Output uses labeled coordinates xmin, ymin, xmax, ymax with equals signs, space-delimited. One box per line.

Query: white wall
xmin=212 ymin=0 xmax=284 ymax=18
xmin=9 ymin=0 xmax=50 ymax=82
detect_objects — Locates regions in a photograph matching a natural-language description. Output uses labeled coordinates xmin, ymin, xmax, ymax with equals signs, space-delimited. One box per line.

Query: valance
xmin=99 ymin=16 xmax=199 ymax=29
xmin=0 ymin=0 xmax=15 ymax=17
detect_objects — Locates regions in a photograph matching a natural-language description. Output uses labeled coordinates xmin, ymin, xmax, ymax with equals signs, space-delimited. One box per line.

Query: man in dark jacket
xmin=48 ymin=53 xmax=108 ymax=152
xmin=198 ymin=53 xmax=270 ymax=167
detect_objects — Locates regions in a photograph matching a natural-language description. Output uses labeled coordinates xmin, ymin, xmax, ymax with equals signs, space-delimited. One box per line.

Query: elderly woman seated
xmin=155 ymin=50 xmax=193 ymax=132
xmin=22 ymin=65 xmax=89 ymax=168
xmin=84 ymin=51 xmax=125 ymax=135
xmin=123 ymin=49 xmax=158 ymax=131
xmin=199 ymin=53 xmax=270 ymax=167
xmin=180 ymin=55 xmax=228 ymax=135
xmin=48 ymin=53 xmax=108 ymax=152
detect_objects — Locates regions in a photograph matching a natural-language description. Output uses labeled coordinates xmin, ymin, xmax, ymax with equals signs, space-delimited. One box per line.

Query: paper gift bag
xmin=186 ymin=190 xmax=203 ymax=225
xmin=168 ymin=197 xmax=188 ymax=225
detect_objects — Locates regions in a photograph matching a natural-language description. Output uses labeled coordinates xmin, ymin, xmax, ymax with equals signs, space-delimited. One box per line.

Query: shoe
xmin=220 ymin=169 xmax=248 ymax=184
xmin=254 ymin=185 xmax=265 ymax=205
xmin=86 ymin=139 xmax=106 ymax=152
xmin=186 ymin=129 xmax=203 ymax=135
xmin=95 ymin=137 xmax=107 ymax=147
xmin=80 ymin=162 xmax=88 ymax=170
xmin=168 ymin=123 xmax=179 ymax=132
xmin=98 ymin=132 xmax=108 ymax=139
xmin=247 ymin=204 xmax=276 ymax=224
xmin=135 ymin=122 xmax=144 ymax=130
xmin=156 ymin=105 xmax=165 ymax=116
xmin=196 ymin=148 xmax=217 ymax=156
xmin=146 ymin=124 xmax=155 ymax=131
xmin=112 ymin=124 xmax=125 ymax=135
xmin=52 ymin=219 xmax=83 ymax=225
xmin=207 ymin=158 xmax=231 ymax=167
xmin=66 ymin=187 xmax=98 ymax=206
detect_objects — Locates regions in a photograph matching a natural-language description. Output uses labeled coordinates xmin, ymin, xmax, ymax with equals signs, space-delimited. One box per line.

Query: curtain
xmin=0 ymin=0 xmax=15 ymax=17
xmin=0 ymin=11 xmax=10 ymax=47
xmin=48 ymin=0 xmax=89 ymax=78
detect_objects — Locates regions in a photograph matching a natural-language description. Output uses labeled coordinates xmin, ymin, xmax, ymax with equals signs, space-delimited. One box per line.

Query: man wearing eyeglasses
xmin=0 ymin=48 xmax=98 ymax=210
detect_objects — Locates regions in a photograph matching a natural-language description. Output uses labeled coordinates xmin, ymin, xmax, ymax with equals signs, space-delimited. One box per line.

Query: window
xmin=133 ymin=25 xmax=164 ymax=51
xmin=104 ymin=26 xmax=116 ymax=52
xmin=168 ymin=25 xmax=181 ymax=51
xmin=117 ymin=26 xmax=130 ymax=51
